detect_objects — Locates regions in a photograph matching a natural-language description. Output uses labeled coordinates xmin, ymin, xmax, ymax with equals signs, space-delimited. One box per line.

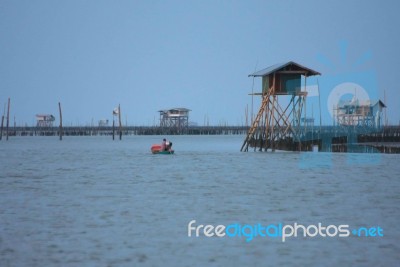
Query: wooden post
xmin=118 ymin=104 xmax=122 ymax=140
xmin=0 ymin=103 xmax=4 ymax=141
xmin=58 ymin=102 xmax=63 ymax=140
xmin=6 ymin=98 xmax=10 ymax=141
xmin=0 ymin=115 xmax=3 ymax=141
xmin=270 ymin=74 xmax=275 ymax=152
xmin=112 ymin=119 xmax=115 ymax=140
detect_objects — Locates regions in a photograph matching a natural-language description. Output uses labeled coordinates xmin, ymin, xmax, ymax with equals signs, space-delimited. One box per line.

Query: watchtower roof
xmin=249 ymin=61 xmax=321 ymax=77
xmin=158 ymin=108 xmax=191 ymax=113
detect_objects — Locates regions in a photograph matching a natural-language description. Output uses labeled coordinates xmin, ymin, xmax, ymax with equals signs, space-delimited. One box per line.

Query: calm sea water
xmin=0 ymin=135 xmax=399 ymax=266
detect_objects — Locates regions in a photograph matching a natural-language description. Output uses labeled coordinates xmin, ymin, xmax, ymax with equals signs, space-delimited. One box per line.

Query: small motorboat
xmin=151 ymin=144 xmax=174 ymax=154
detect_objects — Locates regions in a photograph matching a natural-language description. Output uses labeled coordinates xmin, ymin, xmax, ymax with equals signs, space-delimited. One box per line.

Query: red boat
xmin=151 ymin=144 xmax=174 ymax=154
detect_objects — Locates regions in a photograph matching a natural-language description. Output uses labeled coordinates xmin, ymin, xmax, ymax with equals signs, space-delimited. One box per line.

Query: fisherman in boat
xmin=166 ymin=140 xmax=173 ymax=151
xmin=161 ymin=138 xmax=167 ymax=151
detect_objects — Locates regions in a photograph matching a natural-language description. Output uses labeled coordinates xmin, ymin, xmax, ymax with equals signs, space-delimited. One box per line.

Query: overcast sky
xmin=1 ymin=0 xmax=399 ymax=126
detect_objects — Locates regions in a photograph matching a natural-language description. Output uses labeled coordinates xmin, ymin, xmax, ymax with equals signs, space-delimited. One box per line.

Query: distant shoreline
xmin=2 ymin=125 xmax=400 ymax=153
xmin=2 ymin=125 xmax=400 ymax=136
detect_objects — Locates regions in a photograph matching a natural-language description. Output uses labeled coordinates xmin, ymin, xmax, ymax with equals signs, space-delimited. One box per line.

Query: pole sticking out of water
xmin=0 ymin=117 xmax=3 ymax=141
xmin=245 ymin=104 xmax=248 ymax=127
xmin=0 ymin=103 xmax=5 ymax=141
xmin=118 ymin=104 xmax=122 ymax=140
xmin=6 ymin=98 xmax=10 ymax=141
xmin=112 ymin=119 xmax=115 ymax=140
xmin=59 ymin=102 xmax=63 ymax=141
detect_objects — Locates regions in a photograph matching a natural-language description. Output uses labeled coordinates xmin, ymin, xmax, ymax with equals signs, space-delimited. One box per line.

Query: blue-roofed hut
xmin=241 ymin=61 xmax=321 ymax=152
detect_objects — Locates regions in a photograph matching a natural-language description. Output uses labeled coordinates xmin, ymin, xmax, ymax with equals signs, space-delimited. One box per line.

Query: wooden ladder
xmin=240 ymin=90 xmax=271 ymax=152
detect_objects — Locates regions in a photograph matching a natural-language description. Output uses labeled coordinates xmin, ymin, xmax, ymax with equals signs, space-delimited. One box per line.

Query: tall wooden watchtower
xmin=241 ymin=61 xmax=320 ymax=152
